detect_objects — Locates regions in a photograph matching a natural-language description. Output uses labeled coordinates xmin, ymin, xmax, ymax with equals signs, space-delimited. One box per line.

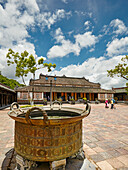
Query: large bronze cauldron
xmin=8 ymin=102 xmax=91 ymax=162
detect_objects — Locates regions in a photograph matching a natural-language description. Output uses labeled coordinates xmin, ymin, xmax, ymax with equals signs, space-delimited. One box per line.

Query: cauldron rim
xmin=8 ymin=105 xmax=91 ymax=125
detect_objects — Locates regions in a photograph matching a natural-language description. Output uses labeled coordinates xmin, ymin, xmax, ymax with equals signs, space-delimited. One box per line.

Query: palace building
xmin=0 ymin=83 xmax=16 ymax=109
xmin=16 ymin=74 xmax=114 ymax=104
xmin=112 ymin=87 xmax=128 ymax=101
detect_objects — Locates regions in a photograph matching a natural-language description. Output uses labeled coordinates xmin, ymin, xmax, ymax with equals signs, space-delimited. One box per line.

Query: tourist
xmin=112 ymin=98 xmax=116 ymax=109
xmin=111 ymin=98 xmax=114 ymax=109
xmin=105 ymin=99 xmax=109 ymax=108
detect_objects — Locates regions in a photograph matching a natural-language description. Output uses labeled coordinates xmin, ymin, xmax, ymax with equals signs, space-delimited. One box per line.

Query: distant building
xmin=0 ymin=83 xmax=16 ymax=109
xmin=16 ymin=74 xmax=114 ymax=104
xmin=112 ymin=87 xmax=128 ymax=101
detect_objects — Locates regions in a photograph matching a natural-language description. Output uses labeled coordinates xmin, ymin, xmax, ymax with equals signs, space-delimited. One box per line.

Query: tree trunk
xmin=33 ymin=73 xmax=35 ymax=80
xmin=22 ymin=76 xmax=26 ymax=85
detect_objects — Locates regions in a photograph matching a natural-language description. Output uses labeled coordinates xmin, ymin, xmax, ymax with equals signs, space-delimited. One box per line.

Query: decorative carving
xmin=15 ymin=121 xmax=82 ymax=161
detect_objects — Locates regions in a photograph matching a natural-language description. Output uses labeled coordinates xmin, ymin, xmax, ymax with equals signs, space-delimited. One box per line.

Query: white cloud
xmin=0 ymin=1 xmax=38 ymax=47
xmin=19 ymin=11 xmax=35 ymax=26
xmin=22 ymin=0 xmax=40 ymax=14
xmin=0 ymin=1 xmax=71 ymax=47
xmin=47 ymin=29 xmax=98 ymax=59
xmin=89 ymin=48 xmax=94 ymax=52
xmin=75 ymin=11 xmax=92 ymax=18
xmin=0 ymin=0 xmax=39 ymax=81
xmin=54 ymin=28 xmax=65 ymax=43
xmin=47 ymin=28 xmax=81 ymax=58
xmin=52 ymin=55 xmax=127 ymax=89
xmin=37 ymin=9 xmax=71 ymax=30
xmin=102 ymin=19 xmax=128 ymax=36
xmin=0 ymin=1 xmax=73 ymax=86
xmin=110 ymin=19 xmax=128 ymax=35
xmin=84 ymin=21 xmax=91 ymax=30
xmin=106 ymin=37 xmax=128 ymax=56
xmin=84 ymin=21 xmax=90 ymax=26
xmin=61 ymin=0 xmax=68 ymax=4
xmin=47 ymin=40 xmax=80 ymax=59
xmin=75 ymin=31 xmax=98 ymax=48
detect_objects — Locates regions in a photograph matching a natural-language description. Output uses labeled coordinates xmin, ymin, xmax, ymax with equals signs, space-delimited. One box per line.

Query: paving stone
xmin=85 ymin=148 xmax=97 ymax=156
xmin=90 ymin=153 xmax=105 ymax=163
xmin=116 ymin=155 xmax=128 ymax=166
xmin=86 ymin=142 xmax=97 ymax=148
xmin=107 ymin=149 xmax=122 ymax=157
xmin=107 ymin=158 xmax=125 ymax=169
xmin=84 ymin=138 xmax=92 ymax=144
xmin=124 ymin=147 xmax=128 ymax=151
xmin=116 ymin=167 xmax=128 ymax=170
xmin=100 ymin=152 xmax=113 ymax=159
xmin=83 ymin=143 xmax=90 ymax=149
xmin=116 ymin=148 xmax=128 ymax=155
xmin=93 ymin=147 xmax=105 ymax=153
xmin=99 ymin=144 xmax=112 ymax=150
xmin=97 ymin=160 xmax=114 ymax=170
xmin=87 ymin=136 xmax=99 ymax=142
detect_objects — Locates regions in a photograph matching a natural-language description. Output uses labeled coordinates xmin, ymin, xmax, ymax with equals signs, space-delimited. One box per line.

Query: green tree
xmin=0 ymin=74 xmax=24 ymax=89
xmin=6 ymin=49 xmax=56 ymax=85
xmin=107 ymin=55 xmax=128 ymax=92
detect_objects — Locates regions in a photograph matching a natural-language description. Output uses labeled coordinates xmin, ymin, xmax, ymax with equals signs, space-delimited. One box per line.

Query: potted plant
xmin=70 ymin=98 xmax=75 ymax=105
xmin=83 ymin=98 xmax=87 ymax=104
xmin=57 ymin=97 xmax=62 ymax=104
xmin=43 ymin=98 xmax=47 ymax=105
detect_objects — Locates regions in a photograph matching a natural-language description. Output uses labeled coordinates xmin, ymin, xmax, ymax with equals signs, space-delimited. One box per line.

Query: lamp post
xmin=31 ymin=79 xmax=34 ymax=105
xmin=50 ymin=80 xmax=52 ymax=106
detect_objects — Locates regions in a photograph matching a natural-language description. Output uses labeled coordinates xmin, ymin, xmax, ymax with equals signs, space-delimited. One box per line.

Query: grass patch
xmin=20 ymin=105 xmax=44 ymax=108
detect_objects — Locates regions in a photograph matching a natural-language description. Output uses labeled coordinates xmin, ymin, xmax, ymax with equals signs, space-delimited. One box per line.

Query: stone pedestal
xmin=15 ymin=154 xmax=37 ymax=170
xmin=50 ymin=159 xmax=66 ymax=170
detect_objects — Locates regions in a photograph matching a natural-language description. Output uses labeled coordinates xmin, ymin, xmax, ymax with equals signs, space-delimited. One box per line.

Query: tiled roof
xmin=112 ymin=87 xmax=128 ymax=93
xmin=30 ymin=74 xmax=101 ymax=88
xmin=0 ymin=83 xmax=15 ymax=93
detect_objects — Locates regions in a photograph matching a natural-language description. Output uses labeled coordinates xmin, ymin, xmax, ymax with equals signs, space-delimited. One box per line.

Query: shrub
xmin=43 ymin=98 xmax=47 ymax=105
xmin=57 ymin=98 xmax=62 ymax=103
xmin=83 ymin=98 xmax=87 ymax=101
xmin=71 ymin=99 xmax=75 ymax=104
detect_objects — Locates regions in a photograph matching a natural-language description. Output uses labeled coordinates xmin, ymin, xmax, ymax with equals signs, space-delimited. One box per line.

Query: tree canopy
xmin=0 ymin=74 xmax=24 ymax=89
xmin=6 ymin=49 xmax=56 ymax=85
xmin=107 ymin=55 xmax=128 ymax=81
xmin=107 ymin=55 xmax=128 ymax=92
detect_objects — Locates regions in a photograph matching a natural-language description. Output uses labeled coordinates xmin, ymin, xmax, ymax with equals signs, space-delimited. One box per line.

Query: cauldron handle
xmin=10 ymin=102 xmax=23 ymax=115
xmin=82 ymin=103 xmax=91 ymax=116
xmin=25 ymin=107 xmax=48 ymax=125
xmin=50 ymin=101 xmax=62 ymax=110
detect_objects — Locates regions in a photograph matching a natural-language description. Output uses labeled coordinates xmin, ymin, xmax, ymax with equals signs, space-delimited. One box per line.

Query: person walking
xmin=112 ymin=98 xmax=116 ymax=109
xmin=111 ymin=98 xmax=114 ymax=109
xmin=105 ymin=99 xmax=109 ymax=108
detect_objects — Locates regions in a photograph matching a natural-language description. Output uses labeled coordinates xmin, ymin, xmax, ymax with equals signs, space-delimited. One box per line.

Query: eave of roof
xmin=16 ymin=85 xmax=114 ymax=93
xmin=0 ymin=83 xmax=15 ymax=93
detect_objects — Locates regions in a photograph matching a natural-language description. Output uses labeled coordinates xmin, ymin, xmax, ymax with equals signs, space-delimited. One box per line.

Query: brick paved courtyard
xmin=82 ymin=103 xmax=128 ymax=169
xmin=0 ymin=103 xmax=128 ymax=169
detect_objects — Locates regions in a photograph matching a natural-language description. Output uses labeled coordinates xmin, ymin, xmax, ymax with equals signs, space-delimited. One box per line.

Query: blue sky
xmin=0 ymin=0 xmax=128 ymax=89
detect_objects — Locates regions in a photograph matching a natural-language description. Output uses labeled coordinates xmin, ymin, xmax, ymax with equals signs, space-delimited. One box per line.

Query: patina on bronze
xmin=8 ymin=102 xmax=91 ymax=162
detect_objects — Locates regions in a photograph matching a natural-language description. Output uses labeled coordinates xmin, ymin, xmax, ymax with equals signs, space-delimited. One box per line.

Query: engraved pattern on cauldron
xmin=14 ymin=121 xmax=82 ymax=161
